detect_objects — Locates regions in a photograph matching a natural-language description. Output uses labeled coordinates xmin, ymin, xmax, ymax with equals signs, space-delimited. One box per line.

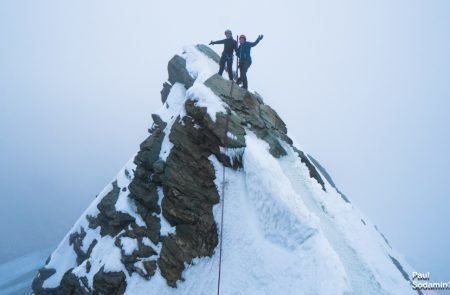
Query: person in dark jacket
xmin=209 ymin=29 xmax=238 ymax=80
xmin=236 ymin=34 xmax=263 ymax=89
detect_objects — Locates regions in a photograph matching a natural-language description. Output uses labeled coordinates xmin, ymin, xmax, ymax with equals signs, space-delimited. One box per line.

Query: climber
xmin=236 ymin=34 xmax=263 ymax=90
xmin=209 ymin=29 xmax=238 ymax=80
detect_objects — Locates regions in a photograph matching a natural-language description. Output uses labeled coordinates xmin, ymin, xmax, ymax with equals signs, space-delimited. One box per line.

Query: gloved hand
xmin=257 ymin=34 xmax=264 ymax=41
xmin=209 ymin=40 xmax=214 ymax=45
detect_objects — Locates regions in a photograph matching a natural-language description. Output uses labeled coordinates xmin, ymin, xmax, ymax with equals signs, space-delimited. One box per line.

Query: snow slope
xmin=34 ymin=45 xmax=417 ymax=294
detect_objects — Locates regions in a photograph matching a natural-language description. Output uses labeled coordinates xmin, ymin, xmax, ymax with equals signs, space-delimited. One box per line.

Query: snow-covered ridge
xmin=31 ymin=44 xmax=417 ymax=295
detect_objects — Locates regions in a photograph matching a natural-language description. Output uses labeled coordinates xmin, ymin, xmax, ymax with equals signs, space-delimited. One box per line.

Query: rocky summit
xmin=31 ymin=45 xmax=418 ymax=295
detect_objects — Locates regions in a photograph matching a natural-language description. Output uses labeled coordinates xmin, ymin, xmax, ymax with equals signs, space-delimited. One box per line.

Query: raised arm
xmin=248 ymin=34 xmax=264 ymax=47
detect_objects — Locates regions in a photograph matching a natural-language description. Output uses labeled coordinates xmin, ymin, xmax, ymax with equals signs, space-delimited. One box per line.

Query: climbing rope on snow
xmin=217 ymin=35 xmax=239 ymax=295
xmin=217 ymin=113 xmax=229 ymax=295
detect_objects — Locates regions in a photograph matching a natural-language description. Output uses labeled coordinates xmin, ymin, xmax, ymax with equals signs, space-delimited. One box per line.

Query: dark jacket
xmin=211 ymin=37 xmax=238 ymax=57
xmin=237 ymin=38 xmax=261 ymax=62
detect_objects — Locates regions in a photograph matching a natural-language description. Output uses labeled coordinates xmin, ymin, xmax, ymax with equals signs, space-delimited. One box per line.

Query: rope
xmin=216 ymin=114 xmax=229 ymax=295
xmin=217 ymin=37 xmax=239 ymax=295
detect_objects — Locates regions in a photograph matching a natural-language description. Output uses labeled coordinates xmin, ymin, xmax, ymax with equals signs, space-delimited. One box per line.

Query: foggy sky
xmin=0 ymin=0 xmax=449 ymax=281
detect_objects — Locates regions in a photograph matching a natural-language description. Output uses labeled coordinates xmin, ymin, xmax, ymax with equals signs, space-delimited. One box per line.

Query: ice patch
xmin=219 ymin=146 xmax=245 ymax=167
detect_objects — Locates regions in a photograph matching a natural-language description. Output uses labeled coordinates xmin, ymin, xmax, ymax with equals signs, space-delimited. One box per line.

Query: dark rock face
xmin=69 ymin=227 xmax=97 ymax=265
xmin=32 ymin=268 xmax=57 ymax=295
xmin=158 ymin=114 xmax=223 ymax=286
xmin=127 ymin=124 xmax=167 ymax=245
xmin=204 ymin=74 xmax=292 ymax=158
xmin=87 ymin=181 xmax=135 ymax=237
xmin=93 ymin=267 xmax=127 ymax=295
xmin=168 ymin=55 xmax=194 ymax=88
xmin=59 ymin=271 xmax=90 ymax=295
xmin=115 ymin=233 xmax=158 ymax=278
xmin=160 ymin=82 xmax=172 ymax=104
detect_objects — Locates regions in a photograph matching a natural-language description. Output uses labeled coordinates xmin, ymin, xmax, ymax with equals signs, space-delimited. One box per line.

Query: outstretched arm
xmin=209 ymin=38 xmax=227 ymax=45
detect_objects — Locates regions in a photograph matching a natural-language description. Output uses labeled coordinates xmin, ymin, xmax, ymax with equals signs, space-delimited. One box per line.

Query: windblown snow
xmin=35 ymin=45 xmax=417 ymax=295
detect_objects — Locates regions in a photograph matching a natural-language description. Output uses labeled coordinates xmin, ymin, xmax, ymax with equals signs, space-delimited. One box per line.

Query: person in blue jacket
xmin=209 ymin=29 xmax=238 ymax=80
xmin=236 ymin=34 xmax=263 ymax=89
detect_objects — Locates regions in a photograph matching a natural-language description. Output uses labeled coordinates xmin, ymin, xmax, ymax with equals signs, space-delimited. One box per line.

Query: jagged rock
xmin=259 ymin=104 xmax=287 ymax=134
xmin=164 ymin=119 xmax=221 ymax=205
xmin=293 ymin=148 xmax=326 ymax=191
xmin=151 ymin=159 xmax=166 ymax=184
xmin=134 ymin=127 xmax=165 ymax=170
xmin=254 ymin=91 xmax=265 ymax=104
xmin=185 ymin=101 xmax=246 ymax=148
xmin=69 ymin=228 xmax=87 ymax=265
xmin=151 ymin=114 xmax=167 ymax=129
xmin=153 ymin=159 xmax=166 ymax=174
xmin=204 ymin=74 xmax=249 ymax=102
xmin=168 ymin=55 xmax=194 ymax=88
xmin=129 ymin=179 xmax=159 ymax=212
xmin=32 ymin=268 xmax=57 ymax=295
xmin=129 ymin=126 xmax=165 ymax=213
xmin=156 ymin=108 xmax=225 ymax=285
xmin=115 ymin=234 xmax=158 ymax=277
xmin=143 ymin=260 xmax=157 ymax=277
xmin=93 ymin=267 xmax=127 ymax=295
xmin=134 ymin=209 xmax=161 ymax=244
xmin=69 ymin=227 xmax=97 ymax=265
xmin=203 ymin=74 xmax=291 ymax=158
xmin=160 ymin=82 xmax=172 ymax=103
xmin=59 ymin=271 xmax=90 ymax=295
xmin=308 ymin=155 xmax=351 ymax=200
xmin=87 ymin=181 xmax=135 ymax=237
xmin=157 ymin=235 xmax=186 ymax=287
xmin=254 ymin=129 xmax=287 ymax=157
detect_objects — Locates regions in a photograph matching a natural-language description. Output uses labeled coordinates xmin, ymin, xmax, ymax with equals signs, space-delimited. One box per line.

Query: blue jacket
xmin=237 ymin=38 xmax=261 ymax=62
